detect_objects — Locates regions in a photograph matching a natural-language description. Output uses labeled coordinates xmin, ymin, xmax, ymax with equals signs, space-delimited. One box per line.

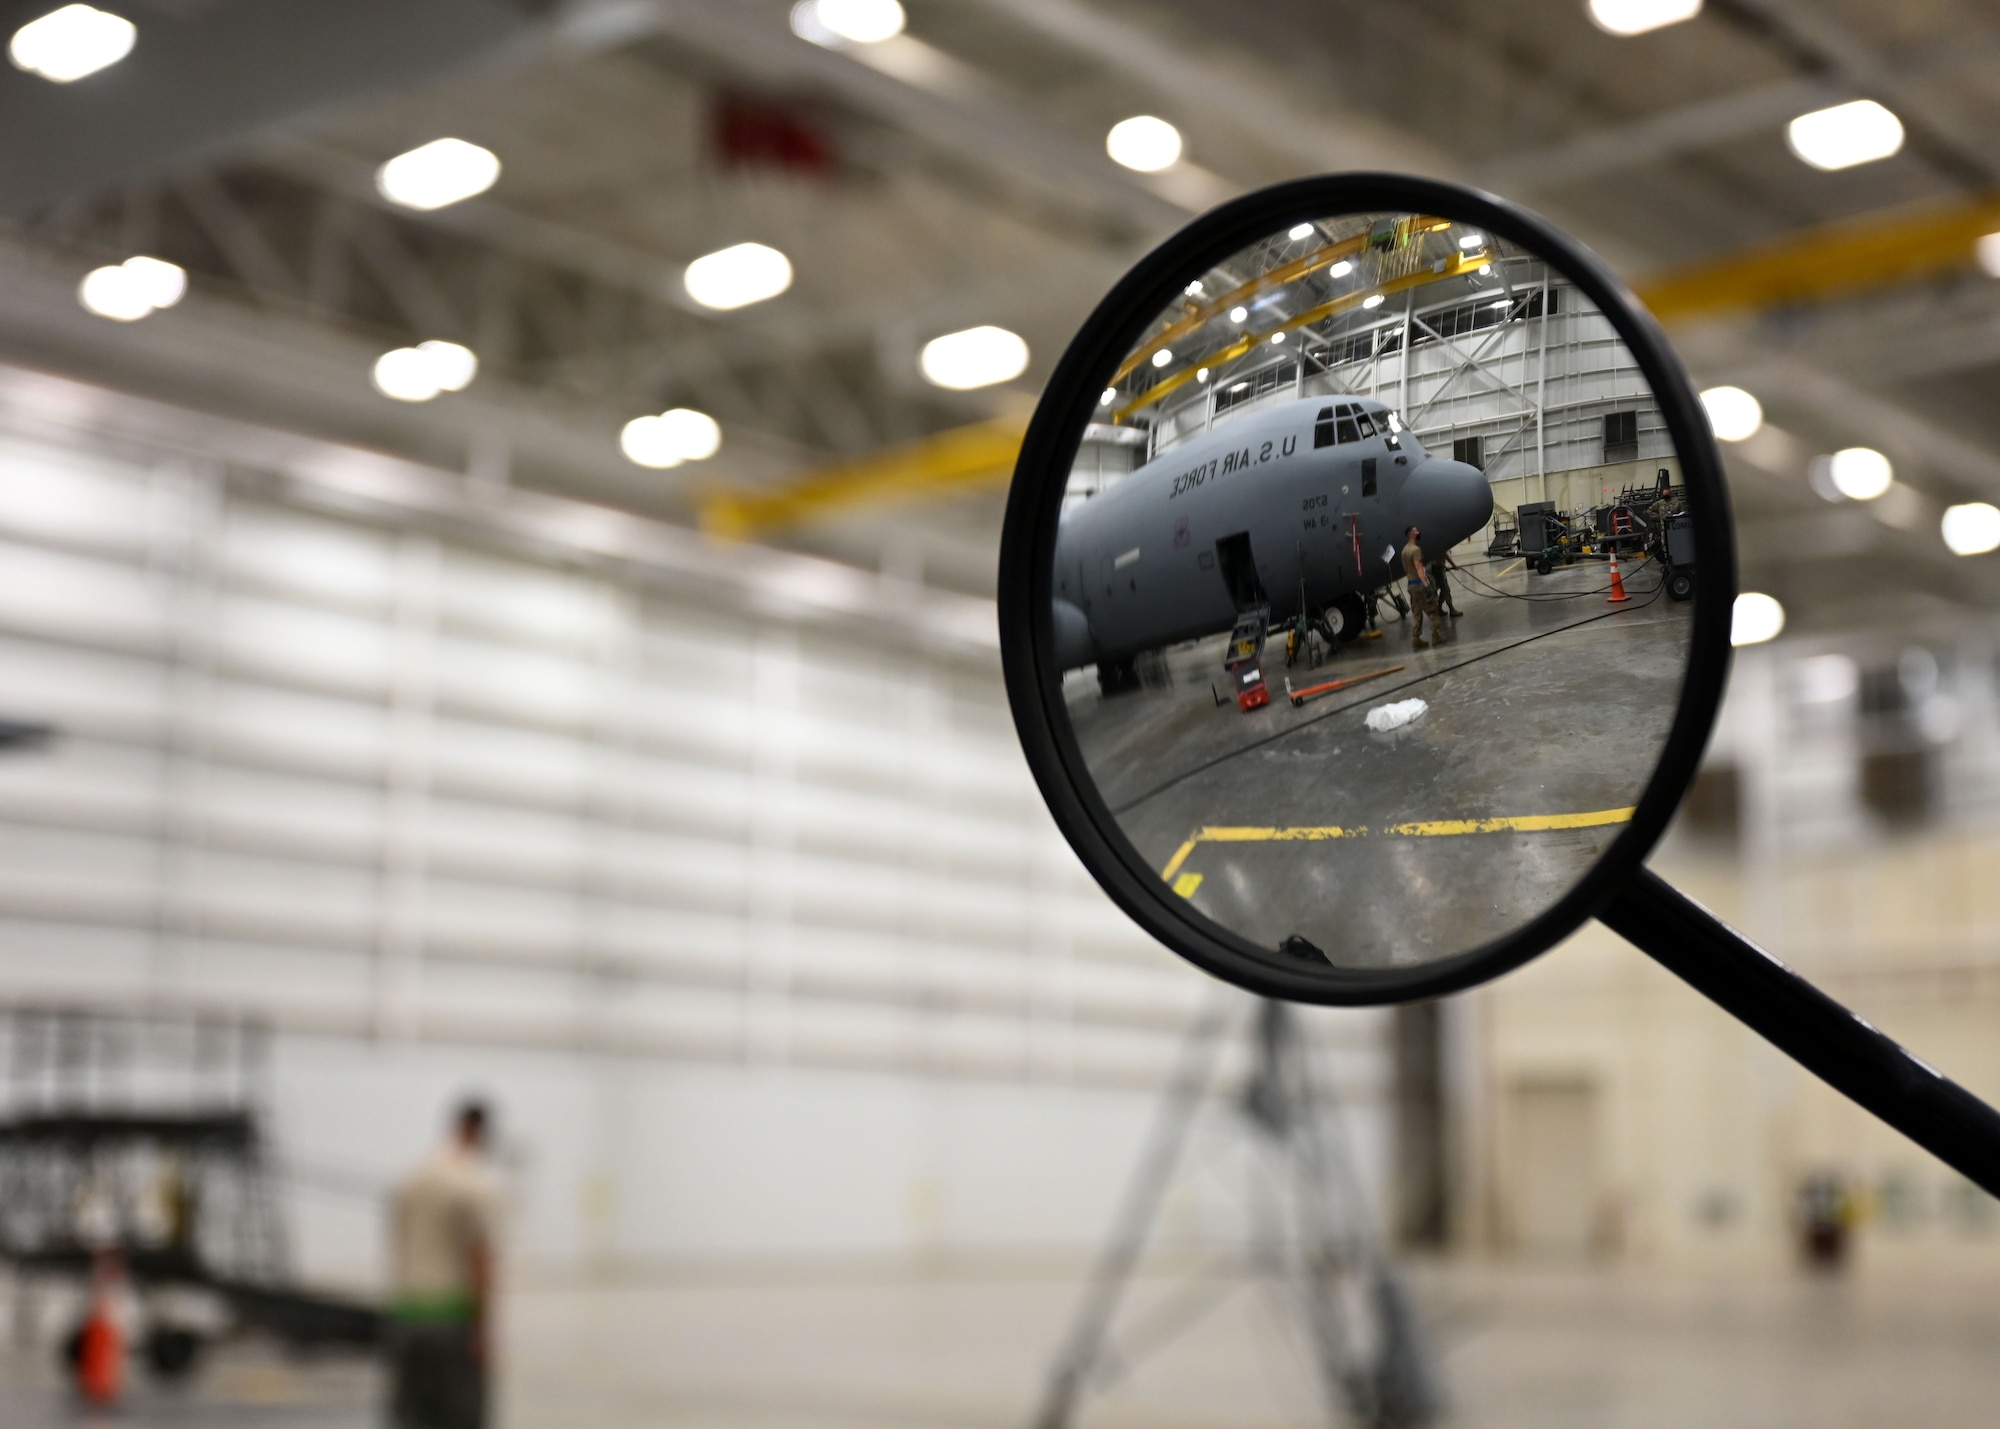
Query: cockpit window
xmin=1373 ymin=405 xmax=1403 ymax=450
xmin=1335 ymin=403 xmax=1360 ymax=444
xmin=1352 ymin=409 xmax=1378 ymax=439
xmin=1313 ymin=406 xmax=1336 ymax=449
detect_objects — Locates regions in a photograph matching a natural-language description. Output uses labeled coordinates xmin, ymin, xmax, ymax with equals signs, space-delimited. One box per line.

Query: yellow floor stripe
xmin=1159 ymin=807 xmax=1635 ymax=882
xmin=1159 ymin=839 xmax=1200 ymax=880
xmin=1497 ymin=558 xmax=1523 ymax=577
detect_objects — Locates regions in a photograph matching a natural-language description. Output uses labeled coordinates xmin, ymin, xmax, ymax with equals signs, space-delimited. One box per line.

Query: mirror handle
xmin=1601 ymin=869 xmax=2000 ymax=1196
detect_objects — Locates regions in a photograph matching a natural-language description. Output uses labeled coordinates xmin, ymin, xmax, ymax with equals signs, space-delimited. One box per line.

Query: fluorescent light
xmin=1196 ymin=367 xmax=1209 ymax=383
xmin=1361 ymin=293 xmax=1385 ymax=309
xmin=1288 ymin=223 xmax=1314 ymax=241
xmin=1977 ymin=232 xmax=2000 ymax=278
xmin=1829 ymin=446 xmax=1892 ymax=500
xmin=77 ymin=266 xmax=150 ymax=322
xmin=1100 ymin=388 xmax=1116 ymax=406
xmin=1228 ymin=381 xmax=1249 ymax=392
xmin=1457 ymin=232 xmax=1484 ymax=248
xmin=1228 ymin=306 xmax=1247 ymax=323
xmin=1786 ymin=100 xmax=1904 ymax=171
xmin=621 ymin=408 xmax=722 ymax=468
xmin=373 ymin=349 xmax=442 ymax=403
xmin=1106 ymin=116 xmax=1182 ymax=173
xmin=376 ymin=138 xmax=500 ymax=211
xmin=1152 ymin=349 xmax=1173 ymax=368
xmin=1329 ymin=260 xmax=1353 ymax=278
xmin=1477 ymin=263 xmax=1492 ymax=275
xmin=1270 ymin=331 xmax=1286 ymax=344
xmin=683 ymin=242 xmax=793 ymax=311
xmin=1942 ymin=502 xmax=2000 ymax=556
xmin=77 ymin=254 xmax=185 ymax=321
xmin=919 ymin=325 xmax=1029 ymax=390
xmin=1700 ymin=385 xmax=1762 ymax=442
xmin=1731 ymin=592 xmax=1785 ymax=647
xmin=8 ymin=5 xmax=135 ymax=83
xmin=417 ymin=340 xmax=477 ymax=392
xmin=799 ymin=0 xmax=904 ymax=44
xmin=1490 ymin=298 xmax=1511 ymax=307
xmin=371 ymin=341 xmax=478 ymax=402
xmin=1184 ymin=280 xmax=1204 ymax=296
xmin=1587 ymin=0 xmax=1702 ymax=36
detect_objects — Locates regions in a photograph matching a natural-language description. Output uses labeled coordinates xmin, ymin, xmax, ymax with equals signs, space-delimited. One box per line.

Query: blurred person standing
xmin=389 ymin=1099 xmax=500 ymax=1429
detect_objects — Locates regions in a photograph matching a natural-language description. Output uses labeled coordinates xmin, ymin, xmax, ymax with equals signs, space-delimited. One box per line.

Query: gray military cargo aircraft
xmin=1054 ymin=394 xmax=1493 ymax=691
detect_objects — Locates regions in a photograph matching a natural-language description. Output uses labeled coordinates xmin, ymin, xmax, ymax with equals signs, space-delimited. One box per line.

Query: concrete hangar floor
xmin=1063 ymin=553 xmax=1693 ymax=968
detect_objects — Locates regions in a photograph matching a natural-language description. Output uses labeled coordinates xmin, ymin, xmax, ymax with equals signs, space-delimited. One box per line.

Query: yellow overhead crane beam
xmin=1110 ymin=216 xmax=1454 ymax=385
xmin=697 ymin=416 xmax=1027 ymax=540
xmin=706 ymin=197 xmax=2000 ymax=540
xmin=1635 ymin=190 xmax=2000 ymax=322
xmin=1112 ymin=248 xmax=1493 ymax=422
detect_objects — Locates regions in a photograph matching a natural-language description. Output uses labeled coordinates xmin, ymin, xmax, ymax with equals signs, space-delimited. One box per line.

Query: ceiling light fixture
xmin=1184 ymin=280 xmax=1204 ymax=296
xmin=1105 ymin=115 xmax=1182 ymax=173
xmin=1785 ymin=99 xmax=1904 ymax=171
xmin=1288 ymin=223 xmax=1314 ymax=241
xmin=919 ymin=325 xmax=1029 ymax=390
xmin=376 ymin=138 xmax=500 ymax=211
xmin=1196 ymin=367 xmax=1209 ymax=383
xmin=1152 ymin=349 xmax=1173 ymax=368
xmin=1329 ymin=260 xmax=1353 ymax=278
xmin=1457 ymin=232 xmax=1485 ymax=248
xmin=1587 ymin=0 xmax=1702 ymax=37
xmin=1270 ymin=331 xmax=1286 ymax=344
xmin=1731 ymin=592 xmax=1785 ymax=647
xmin=77 ymin=254 xmax=185 ymax=322
xmin=683 ymin=242 xmax=793 ymax=311
xmin=1228 ymin=305 xmax=1247 ymax=324
xmin=793 ymin=0 xmax=905 ymax=45
xmin=621 ymin=408 xmax=723 ymax=468
xmin=1099 ymin=388 xmax=1116 ymax=406
xmin=1942 ymin=502 xmax=2000 ymax=556
xmin=1976 ymin=232 xmax=2000 ymax=278
xmin=8 ymin=4 xmax=134 ymax=83
xmin=371 ymin=340 xmax=478 ymax=403
xmin=1699 ymin=385 xmax=1762 ymax=442
xmin=1828 ymin=446 xmax=1893 ymax=500
xmin=1361 ymin=293 xmax=1385 ymax=309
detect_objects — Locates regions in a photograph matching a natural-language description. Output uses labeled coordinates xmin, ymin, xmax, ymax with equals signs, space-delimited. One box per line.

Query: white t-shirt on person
xmin=390 ymin=1146 xmax=499 ymax=1313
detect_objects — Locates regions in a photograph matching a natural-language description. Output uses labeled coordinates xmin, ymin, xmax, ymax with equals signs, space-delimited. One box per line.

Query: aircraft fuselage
xmin=1053 ymin=395 xmax=1493 ymax=669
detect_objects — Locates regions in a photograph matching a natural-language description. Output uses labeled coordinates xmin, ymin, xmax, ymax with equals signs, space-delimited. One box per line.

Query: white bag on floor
xmin=1365 ymin=698 xmax=1428 ymax=732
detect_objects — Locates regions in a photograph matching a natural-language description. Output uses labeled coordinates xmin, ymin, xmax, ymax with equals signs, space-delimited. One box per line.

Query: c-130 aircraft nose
xmin=1406 ymin=457 xmax=1494 ymax=547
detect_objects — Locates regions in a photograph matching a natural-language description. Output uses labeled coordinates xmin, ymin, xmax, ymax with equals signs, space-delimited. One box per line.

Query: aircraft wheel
xmin=1666 ymin=569 xmax=1694 ymax=602
xmin=1096 ymin=658 xmax=1140 ymax=696
xmin=145 ymin=1326 xmax=204 ymax=1379
xmin=1327 ymin=594 xmax=1367 ymax=644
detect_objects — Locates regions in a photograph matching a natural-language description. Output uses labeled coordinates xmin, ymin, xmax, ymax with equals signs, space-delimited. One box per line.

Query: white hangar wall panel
xmin=0 ymin=395 xmax=1393 ymax=1280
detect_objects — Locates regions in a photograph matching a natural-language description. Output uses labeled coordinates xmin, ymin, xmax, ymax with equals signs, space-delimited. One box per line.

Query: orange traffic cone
xmin=1606 ymin=549 xmax=1630 ymax=604
xmin=77 ymin=1253 xmax=124 ymax=1405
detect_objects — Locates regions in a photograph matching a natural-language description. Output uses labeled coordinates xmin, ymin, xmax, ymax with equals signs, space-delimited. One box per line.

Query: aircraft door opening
xmin=1213 ymin=532 xmax=1268 ymax=611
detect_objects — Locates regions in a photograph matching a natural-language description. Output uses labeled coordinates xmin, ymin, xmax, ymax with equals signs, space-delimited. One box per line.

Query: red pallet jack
xmin=1283 ymin=664 xmax=1404 ymax=708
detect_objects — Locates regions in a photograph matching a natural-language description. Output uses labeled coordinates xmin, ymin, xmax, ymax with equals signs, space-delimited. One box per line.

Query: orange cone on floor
xmin=77 ymin=1253 xmax=124 ymax=1405
xmin=1606 ymin=548 xmax=1630 ymax=603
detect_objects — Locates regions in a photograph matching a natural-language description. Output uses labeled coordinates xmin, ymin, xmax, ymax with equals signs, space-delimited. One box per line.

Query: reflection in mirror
xmin=1052 ymin=212 xmax=1697 ymax=973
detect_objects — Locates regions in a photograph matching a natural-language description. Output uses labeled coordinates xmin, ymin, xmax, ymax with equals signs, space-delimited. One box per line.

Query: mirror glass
xmin=1051 ymin=210 xmax=1699 ymax=973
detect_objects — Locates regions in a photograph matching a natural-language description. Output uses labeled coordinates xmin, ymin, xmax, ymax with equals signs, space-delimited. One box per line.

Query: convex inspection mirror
xmin=1000 ymin=174 xmax=2000 ymax=1190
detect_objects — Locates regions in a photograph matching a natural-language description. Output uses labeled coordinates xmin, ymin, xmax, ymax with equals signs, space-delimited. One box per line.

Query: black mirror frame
xmin=999 ymin=172 xmax=1739 ymax=1005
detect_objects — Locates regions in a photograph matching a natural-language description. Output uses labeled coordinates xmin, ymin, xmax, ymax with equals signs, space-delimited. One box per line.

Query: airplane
xmin=1054 ymin=394 xmax=1493 ymax=692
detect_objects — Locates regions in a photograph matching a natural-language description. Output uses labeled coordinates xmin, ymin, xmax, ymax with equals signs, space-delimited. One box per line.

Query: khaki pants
xmin=1410 ymin=584 xmax=1445 ymax=643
